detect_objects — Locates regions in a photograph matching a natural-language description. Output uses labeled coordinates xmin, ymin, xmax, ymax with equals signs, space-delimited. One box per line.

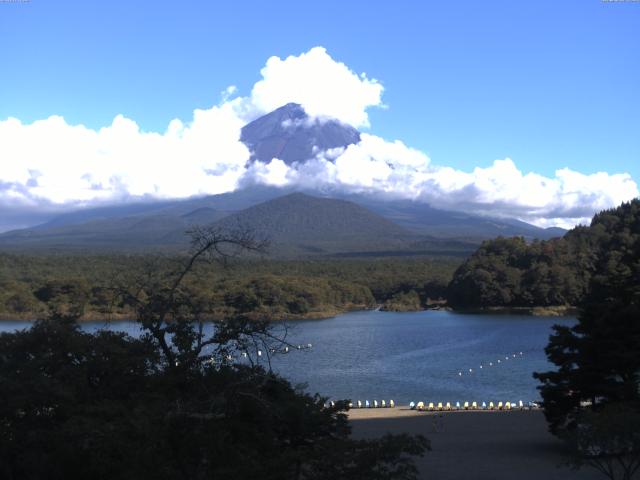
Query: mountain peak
xmin=279 ymin=102 xmax=306 ymax=115
xmin=240 ymin=103 xmax=361 ymax=165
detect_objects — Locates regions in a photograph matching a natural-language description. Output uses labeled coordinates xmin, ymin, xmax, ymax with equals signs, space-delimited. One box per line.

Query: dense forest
xmin=0 ymin=228 xmax=429 ymax=479
xmin=3 ymin=200 xmax=638 ymax=318
xmin=447 ymin=200 xmax=640 ymax=309
xmin=0 ymin=255 xmax=458 ymax=320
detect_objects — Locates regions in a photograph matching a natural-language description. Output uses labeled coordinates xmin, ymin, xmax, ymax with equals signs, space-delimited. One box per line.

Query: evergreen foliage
xmin=533 ymin=200 xmax=640 ymax=435
xmin=448 ymin=200 xmax=640 ymax=308
xmin=0 ymin=256 xmax=458 ymax=319
xmin=0 ymin=228 xmax=429 ymax=480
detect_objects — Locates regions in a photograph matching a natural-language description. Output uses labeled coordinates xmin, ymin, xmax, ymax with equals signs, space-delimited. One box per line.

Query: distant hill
xmin=208 ymin=192 xmax=412 ymax=255
xmin=0 ymin=187 xmax=564 ymax=254
xmin=240 ymin=103 xmax=360 ymax=164
xmin=447 ymin=199 xmax=640 ymax=309
xmin=0 ymin=103 xmax=567 ymax=252
xmin=0 ymin=211 xmax=225 ymax=250
xmin=355 ymin=196 xmax=565 ymax=241
xmin=0 ymin=192 xmax=477 ymax=257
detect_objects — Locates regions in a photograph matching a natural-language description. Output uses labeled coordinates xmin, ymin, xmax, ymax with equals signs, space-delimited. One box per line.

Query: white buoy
xmin=469 ymin=368 xmax=473 ymax=373
xmin=257 ymin=350 xmax=262 ymax=356
xmin=480 ymin=365 xmax=483 ymax=369
xmin=458 ymin=372 xmax=462 ymax=376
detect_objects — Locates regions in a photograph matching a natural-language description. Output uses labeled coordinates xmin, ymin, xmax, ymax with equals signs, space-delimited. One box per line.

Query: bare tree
xmin=111 ymin=225 xmax=283 ymax=369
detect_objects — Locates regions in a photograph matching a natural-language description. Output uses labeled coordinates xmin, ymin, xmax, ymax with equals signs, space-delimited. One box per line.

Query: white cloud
xmin=238 ymin=135 xmax=639 ymax=228
xmin=0 ymin=102 xmax=250 ymax=208
xmin=249 ymin=47 xmax=384 ymax=128
xmin=0 ymin=46 xmax=637 ymax=231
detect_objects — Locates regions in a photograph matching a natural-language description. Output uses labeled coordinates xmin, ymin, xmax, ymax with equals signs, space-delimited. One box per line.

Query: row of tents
xmin=348 ymin=400 xmax=396 ymax=408
xmin=409 ymin=400 xmax=539 ymax=411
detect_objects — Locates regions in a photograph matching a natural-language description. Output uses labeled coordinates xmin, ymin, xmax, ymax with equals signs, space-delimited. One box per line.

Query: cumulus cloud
xmin=239 ymin=135 xmax=638 ymax=228
xmin=0 ymin=102 xmax=249 ymax=208
xmin=249 ymin=47 xmax=384 ymax=127
xmin=0 ymin=46 xmax=637 ymax=231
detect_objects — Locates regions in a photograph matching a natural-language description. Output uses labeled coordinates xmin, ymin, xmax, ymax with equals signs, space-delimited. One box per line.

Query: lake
xmin=0 ymin=310 xmax=572 ymax=405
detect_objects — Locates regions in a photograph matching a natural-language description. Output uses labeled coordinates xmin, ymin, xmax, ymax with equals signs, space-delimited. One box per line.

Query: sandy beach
xmin=349 ymin=408 xmax=601 ymax=480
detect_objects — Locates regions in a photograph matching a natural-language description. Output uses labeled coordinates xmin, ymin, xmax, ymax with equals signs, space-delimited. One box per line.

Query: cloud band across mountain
xmin=0 ymin=47 xmax=637 ymax=230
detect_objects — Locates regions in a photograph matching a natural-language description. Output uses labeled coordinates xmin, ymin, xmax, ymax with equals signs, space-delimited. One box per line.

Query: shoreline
xmin=347 ymin=406 xmax=540 ymax=420
xmin=0 ymin=304 xmax=577 ymax=323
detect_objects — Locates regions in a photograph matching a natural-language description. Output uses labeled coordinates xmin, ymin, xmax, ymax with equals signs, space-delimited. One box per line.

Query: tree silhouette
xmin=0 ymin=226 xmax=429 ymax=480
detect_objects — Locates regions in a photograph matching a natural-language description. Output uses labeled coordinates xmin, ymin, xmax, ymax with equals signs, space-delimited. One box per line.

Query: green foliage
xmin=448 ymin=200 xmax=640 ymax=308
xmin=0 ymin=316 xmax=428 ymax=480
xmin=534 ymin=200 xmax=640 ymax=436
xmin=0 ymin=255 xmax=459 ymax=319
xmin=0 ymin=228 xmax=430 ymax=479
xmin=382 ymin=290 xmax=422 ymax=312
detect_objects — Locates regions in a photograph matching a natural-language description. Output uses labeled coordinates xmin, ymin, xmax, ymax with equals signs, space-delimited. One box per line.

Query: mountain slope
xmin=0 ymin=103 xmax=566 ymax=250
xmin=186 ymin=193 xmax=416 ymax=255
xmin=240 ymin=103 xmax=360 ymax=164
xmin=354 ymin=196 xmax=564 ymax=241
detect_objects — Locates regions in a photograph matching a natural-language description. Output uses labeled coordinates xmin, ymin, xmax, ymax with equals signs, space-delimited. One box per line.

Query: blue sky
xmin=0 ymin=0 xmax=638 ymax=228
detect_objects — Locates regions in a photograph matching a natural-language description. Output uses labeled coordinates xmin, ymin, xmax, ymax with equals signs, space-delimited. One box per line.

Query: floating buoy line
xmin=456 ymin=351 xmax=524 ymax=378
xmin=206 ymin=343 xmax=313 ymax=365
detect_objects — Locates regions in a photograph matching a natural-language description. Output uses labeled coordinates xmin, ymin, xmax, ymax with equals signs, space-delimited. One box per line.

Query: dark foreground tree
xmin=0 ymin=226 xmax=428 ymax=480
xmin=563 ymin=403 xmax=640 ymax=480
xmin=534 ymin=201 xmax=640 ymax=479
xmin=534 ymin=201 xmax=640 ymax=434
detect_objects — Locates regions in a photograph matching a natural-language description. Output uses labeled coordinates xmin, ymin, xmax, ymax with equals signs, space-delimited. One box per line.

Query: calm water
xmin=0 ymin=310 xmax=572 ymax=404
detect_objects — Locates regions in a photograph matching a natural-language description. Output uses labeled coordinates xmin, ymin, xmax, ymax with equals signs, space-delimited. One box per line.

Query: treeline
xmin=447 ymin=199 xmax=640 ymax=308
xmin=0 ymin=255 xmax=459 ymax=320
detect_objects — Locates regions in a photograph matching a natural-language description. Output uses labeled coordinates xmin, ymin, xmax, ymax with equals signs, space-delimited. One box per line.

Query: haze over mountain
xmin=0 ymin=191 xmax=471 ymax=256
xmin=2 ymin=45 xmax=637 ymax=235
xmin=0 ymin=104 xmax=567 ymax=254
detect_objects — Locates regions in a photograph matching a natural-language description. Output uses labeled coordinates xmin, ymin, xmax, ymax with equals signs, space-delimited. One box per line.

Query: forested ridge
xmin=0 ymin=255 xmax=458 ymax=320
xmin=447 ymin=199 xmax=640 ymax=308
xmin=3 ymin=200 xmax=638 ymax=318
